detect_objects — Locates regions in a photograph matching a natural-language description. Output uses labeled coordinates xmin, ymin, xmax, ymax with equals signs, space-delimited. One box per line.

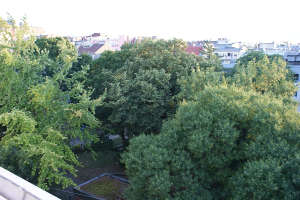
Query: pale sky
xmin=1 ymin=0 xmax=300 ymax=43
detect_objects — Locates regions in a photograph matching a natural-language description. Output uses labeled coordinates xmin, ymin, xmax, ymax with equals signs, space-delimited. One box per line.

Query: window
xmin=294 ymin=74 xmax=299 ymax=81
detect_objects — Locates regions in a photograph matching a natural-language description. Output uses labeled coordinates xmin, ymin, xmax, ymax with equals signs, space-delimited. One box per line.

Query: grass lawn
xmin=80 ymin=176 xmax=128 ymax=200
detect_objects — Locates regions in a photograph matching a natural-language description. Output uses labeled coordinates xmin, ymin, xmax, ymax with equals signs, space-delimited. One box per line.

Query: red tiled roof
xmin=78 ymin=43 xmax=104 ymax=55
xmin=186 ymin=46 xmax=203 ymax=55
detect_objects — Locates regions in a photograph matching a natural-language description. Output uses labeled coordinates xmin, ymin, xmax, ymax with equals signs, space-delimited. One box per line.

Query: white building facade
xmin=212 ymin=38 xmax=247 ymax=68
xmin=257 ymin=42 xmax=290 ymax=56
xmin=284 ymin=52 xmax=300 ymax=105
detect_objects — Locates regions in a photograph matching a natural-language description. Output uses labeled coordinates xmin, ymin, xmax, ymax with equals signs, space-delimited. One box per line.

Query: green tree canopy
xmin=88 ymin=50 xmax=130 ymax=99
xmin=88 ymin=39 xmax=222 ymax=144
xmin=235 ymin=51 xmax=265 ymax=65
xmin=122 ymin=85 xmax=300 ymax=200
xmin=0 ymin=17 xmax=101 ymax=190
xmin=35 ymin=36 xmax=77 ymax=77
xmin=231 ymin=53 xmax=296 ymax=99
xmin=70 ymin=53 xmax=93 ymax=75
xmin=236 ymin=51 xmax=283 ymax=66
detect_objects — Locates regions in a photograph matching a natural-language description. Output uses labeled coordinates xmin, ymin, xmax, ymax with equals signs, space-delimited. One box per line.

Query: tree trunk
xmin=121 ymin=127 xmax=129 ymax=147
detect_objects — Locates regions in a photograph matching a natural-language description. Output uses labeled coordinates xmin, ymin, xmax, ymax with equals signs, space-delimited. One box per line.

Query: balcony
xmin=0 ymin=167 xmax=60 ymax=200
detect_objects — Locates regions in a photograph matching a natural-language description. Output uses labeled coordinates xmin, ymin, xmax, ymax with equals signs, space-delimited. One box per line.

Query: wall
xmin=0 ymin=167 xmax=60 ymax=200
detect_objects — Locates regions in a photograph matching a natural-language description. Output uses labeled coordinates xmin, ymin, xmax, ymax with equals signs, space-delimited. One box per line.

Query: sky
xmin=1 ymin=0 xmax=300 ymax=43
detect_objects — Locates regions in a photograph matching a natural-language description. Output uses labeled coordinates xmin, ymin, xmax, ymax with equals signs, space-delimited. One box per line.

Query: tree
xmin=200 ymin=41 xmax=222 ymax=70
xmin=88 ymin=50 xmax=130 ymax=99
xmin=177 ymin=67 xmax=226 ymax=101
xmin=0 ymin=17 xmax=101 ymax=190
xmin=89 ymin=39 xmax=222 ymax=144
xmin=107 ymin=69 xmax=172 ymax=143
xmin=122 ymin=85 xmax=300 ymax=200
xmin=70 ymin=53 xmax=93 ymax=75
xmin=231 ymin=53 xmax=296 ymax=99
xmin=235 ymin=51 xmax=265 ymax=66
xmin=35 ymin=36 xmax=77 ymax=77
xmin=200 ymin=41 xmax=215 ymax=59
xmin=235 ymin=51 xmax=283 ymax=66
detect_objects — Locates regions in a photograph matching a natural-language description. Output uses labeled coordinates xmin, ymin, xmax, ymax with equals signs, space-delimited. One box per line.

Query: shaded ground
xmin=52 ymin=149 xmax=126 ymax=199
xmin=74 ymin=150 xmax=125 ymax=185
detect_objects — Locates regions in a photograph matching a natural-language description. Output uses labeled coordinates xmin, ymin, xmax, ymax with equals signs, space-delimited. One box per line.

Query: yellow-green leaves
xmin=0 ymin=17 xmax=101 ymax=190
xmin=231 ymin=53 xmax=296 ymax=98
xmin=0 ymin=110 xmax=36 ymax=141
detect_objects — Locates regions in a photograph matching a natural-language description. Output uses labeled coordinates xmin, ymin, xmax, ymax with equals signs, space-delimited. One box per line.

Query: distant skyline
xmin=1 ymin=0 xmax=300 ymax=43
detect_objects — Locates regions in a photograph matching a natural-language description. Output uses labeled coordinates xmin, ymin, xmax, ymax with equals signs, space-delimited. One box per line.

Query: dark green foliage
xmin=70 ymin=54 xmax=93 ymax=75
xmin=88 ymin=39 xmax=222 ymax=143
xmin=177 ymin=68 xmax=226 ymax=101
xmin=236 ymin=51 xmax=265 ymax=65
xmin=107 ymin=69 xmax=172 ymax=137
xmin=88 ymin=50 xmax=130 ymax=99
xmin=35 ymin=37 xmax=77 ymax=77
xmin=236 ymin=51 xmax=283 ymax=66
xmin=35 ymin=37 xmax=76 ymax=61
xmin=232 ymin=158 xmax=300 ymax=200
xmin=122 ymin=85 xmax=300 ymax=200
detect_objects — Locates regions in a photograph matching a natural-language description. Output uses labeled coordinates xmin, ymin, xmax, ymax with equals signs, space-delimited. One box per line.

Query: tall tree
xmin=200 ymin=41 xmax=215 ymax=59
xmin=88 ymin=50 xmax=130 ymax=99
xmin=70 ymin=53 xmax=93 ymax=75
xmin=235 ymin=51 xmax=283 ymax=66
xmin=0 ymin=17 xmax=101 ymax=190
xmin=35 ymin=36 xmax=77 ymax=77
xmin=88 ymin=39 xmax=222 ymax=144
xmin=122 ymin=85 xmax=300 ymax=200
xmin=231 ymin=53 xmax=296 ymax=99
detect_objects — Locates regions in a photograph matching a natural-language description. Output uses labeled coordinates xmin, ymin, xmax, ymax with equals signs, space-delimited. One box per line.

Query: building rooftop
xmin=185 ymin=46 xmax=203 ymax=55
xmin=78 ymin=43 xmax=105 ymax=55
xmin=214 ymin=47 xmax=241 ymax=52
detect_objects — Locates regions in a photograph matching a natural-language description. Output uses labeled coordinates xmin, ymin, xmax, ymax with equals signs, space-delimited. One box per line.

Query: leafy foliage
xmin=107 ymin=68 xmax=171 ymax=138
xmin=88 ymin=39 xmax=222 ymax=143
xmin=122 ymin=85 xmax=300 ymax=200
xmin=88 ymin=50 xmax=130 ymax=99
xmin=35 ymin=36 xmax=77 ymax=77
xmin=231 ymin=53 xmax=296 ymax=99
xmin=70 ymin=54 xmax=93 ymax=75
xmin=177 ymin=67 xmax=226 ymax=101
xmin=236 ymin=51 xmax=283 ymax=66
xmin=235 ymin=51 xmax=265 ymax=65
xmin=0 ymin=17 xmax=101 ymax=190
xmin=2 ymin=16 xmax=299 ymax=199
